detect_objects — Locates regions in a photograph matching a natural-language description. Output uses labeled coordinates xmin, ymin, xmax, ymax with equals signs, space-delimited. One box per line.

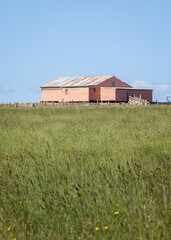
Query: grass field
xmin=0 ymin=106 xmax=170 ymax=240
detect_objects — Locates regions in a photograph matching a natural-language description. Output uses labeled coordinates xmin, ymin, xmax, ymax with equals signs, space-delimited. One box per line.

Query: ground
xmin=0 ymin=106 xmax=170 ymax=239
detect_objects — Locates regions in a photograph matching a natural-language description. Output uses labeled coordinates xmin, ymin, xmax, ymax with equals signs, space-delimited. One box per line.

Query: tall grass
xmin=0 ymin=106 xmax=170 ymax=239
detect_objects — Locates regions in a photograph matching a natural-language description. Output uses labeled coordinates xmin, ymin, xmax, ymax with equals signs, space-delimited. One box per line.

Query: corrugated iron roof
xmin=41 ymin=76 xmax=113 ymax=88
xmin=101 ymin=87 xmax=153 ymax=90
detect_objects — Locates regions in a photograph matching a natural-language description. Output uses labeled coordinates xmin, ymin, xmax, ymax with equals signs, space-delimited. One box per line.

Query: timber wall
xmin=41 ymin=88 xmax=89 ymax=102
xmin=100 ymin=87 xmax=116 ymax=101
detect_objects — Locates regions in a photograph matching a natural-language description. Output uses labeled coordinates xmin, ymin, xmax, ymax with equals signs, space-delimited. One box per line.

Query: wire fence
xmin=0 ymin=100 xmax=170 ymax=108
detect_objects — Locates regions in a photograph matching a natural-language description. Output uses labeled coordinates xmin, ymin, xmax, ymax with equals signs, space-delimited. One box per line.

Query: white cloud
xmin=130 ymin=80 xmax=171 ymax=102
xmin=130 ymin=80 xmax=151 ymax=89
xmin=0 ymin=85 xmax=13 ymax=93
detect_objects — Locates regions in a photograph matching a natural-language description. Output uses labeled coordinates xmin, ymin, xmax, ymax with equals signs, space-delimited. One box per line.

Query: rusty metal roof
xmin=41 ymin=76 xmax=113 ymax=88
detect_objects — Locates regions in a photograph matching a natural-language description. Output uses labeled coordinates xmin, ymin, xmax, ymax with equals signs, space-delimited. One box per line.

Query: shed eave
xmin=41 ymin=85 xmax=92 ymax=88
xmin=115 ymin=87 xmax=153 ymax=91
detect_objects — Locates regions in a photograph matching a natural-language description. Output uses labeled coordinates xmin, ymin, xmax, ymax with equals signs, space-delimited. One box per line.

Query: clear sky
xmin=0 ymin=0 xmax=171 ymax=102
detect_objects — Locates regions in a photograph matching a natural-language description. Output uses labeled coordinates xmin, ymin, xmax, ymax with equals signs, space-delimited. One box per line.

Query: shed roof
xmin=107 ymin=87 xmax=153 ymax=90
xmin=41 ymin=76 xmax=114 ymax=88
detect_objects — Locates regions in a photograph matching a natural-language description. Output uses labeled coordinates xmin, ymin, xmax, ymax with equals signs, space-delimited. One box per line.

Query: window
xmin=93 ymin=88 xmax=96 ymax=92
xmin=65 ymin=89 xmax=68 ymax=95
xmin=112 ymin=81 xmax=115 ymax=87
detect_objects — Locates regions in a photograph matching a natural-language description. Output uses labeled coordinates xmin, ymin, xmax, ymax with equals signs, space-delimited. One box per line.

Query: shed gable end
xmin=99 ymin=76 xmax=133 ymax=88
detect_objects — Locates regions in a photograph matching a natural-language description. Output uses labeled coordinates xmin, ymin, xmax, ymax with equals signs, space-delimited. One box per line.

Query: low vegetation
xmin=0 ymin=106 xmax=170 ymax=239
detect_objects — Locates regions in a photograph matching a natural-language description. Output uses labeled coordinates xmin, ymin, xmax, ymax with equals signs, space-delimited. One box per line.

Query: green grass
xmin=0 ymin=106 xmax=170 ymax=240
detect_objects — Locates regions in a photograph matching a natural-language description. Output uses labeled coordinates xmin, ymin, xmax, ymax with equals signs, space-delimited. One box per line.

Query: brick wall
xmin=116 ymin=89 xmax=152 ymax=102
xmin=89 ymin=87 xmax=100 ymax=101
xmin=100 ymin=76 xmax=132 ymax=88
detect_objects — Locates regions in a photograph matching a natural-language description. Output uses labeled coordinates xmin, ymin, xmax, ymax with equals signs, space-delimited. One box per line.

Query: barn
xmin=41 ymin=76 xmax=153 ymax=103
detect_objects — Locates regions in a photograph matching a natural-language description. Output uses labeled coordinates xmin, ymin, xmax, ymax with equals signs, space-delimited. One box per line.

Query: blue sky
xmin=0 ymin=0 xmax=171 ymax=102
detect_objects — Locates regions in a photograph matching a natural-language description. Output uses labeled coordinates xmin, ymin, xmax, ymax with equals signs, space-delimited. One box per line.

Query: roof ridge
xmin=41 ymin=75 xmax=115 ymax=88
